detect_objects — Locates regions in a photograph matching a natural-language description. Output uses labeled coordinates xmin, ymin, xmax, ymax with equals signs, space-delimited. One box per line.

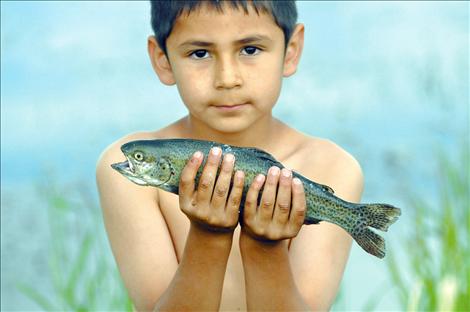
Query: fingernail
xmin=281 ymin=168 xmax=291 ymax=178
xmin=211 ymin=147 xmax=221 ymax=156
xmin=256 ymin=174 xmax=265 ymax=183
xmin=293 ymin=178 xmax=302 ymax=185
xmin=225 ymin=153 xmax=234 ymax=163
xmin=270 ymin=166 xmax=280 ymax=176
xmin=191 ymin=151 xmax=202 ymax=164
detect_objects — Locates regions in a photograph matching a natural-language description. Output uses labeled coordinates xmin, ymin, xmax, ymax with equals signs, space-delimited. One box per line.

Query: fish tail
xmin=351 ymin=203 xmax=401 ymax=258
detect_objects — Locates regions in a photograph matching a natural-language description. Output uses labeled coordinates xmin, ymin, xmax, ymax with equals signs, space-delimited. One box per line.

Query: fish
xmin=111 ymin=138 xmax=401 ymax=259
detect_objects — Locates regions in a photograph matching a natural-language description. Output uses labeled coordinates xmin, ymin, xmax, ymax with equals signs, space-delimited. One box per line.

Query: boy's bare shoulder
xmin=301 ymin=135 xmax=361 ymax=173
xmin=95 ymin=128 xmax=176 ymax=208
xmin=285 ymin=131 xmax=364 ymax=202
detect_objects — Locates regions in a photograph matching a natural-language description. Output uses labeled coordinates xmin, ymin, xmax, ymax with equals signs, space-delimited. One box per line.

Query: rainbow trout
xmin=112 ymin=138 xmax=401 ymax=258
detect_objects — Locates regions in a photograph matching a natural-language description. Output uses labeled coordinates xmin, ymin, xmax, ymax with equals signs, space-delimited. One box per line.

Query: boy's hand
xmin=179 ymin=147 xmax=245 ymax=233
xmin=241 ymin=167 xmax=306 ymax=242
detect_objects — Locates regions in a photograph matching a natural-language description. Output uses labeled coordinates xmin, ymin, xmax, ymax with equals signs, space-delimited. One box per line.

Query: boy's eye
xmin=189 ymin=49 xmax=210 ymax=59
xmin=241 ymin=46 xmax=261 ymax=56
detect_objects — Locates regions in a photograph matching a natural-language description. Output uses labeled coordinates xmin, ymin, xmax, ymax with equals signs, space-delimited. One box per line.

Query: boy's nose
xmin=213 ymin=56 xmax=243 ymax=90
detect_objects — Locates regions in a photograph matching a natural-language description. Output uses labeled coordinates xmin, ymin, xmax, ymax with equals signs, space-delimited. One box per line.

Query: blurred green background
xmin=1 ymin=1 xmax=468 ymax=310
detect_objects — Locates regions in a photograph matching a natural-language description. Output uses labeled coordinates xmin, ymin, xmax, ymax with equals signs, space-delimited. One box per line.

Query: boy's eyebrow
xmin=236 ymin=35 xmax=273 ymax=44
xmin=178 ymin=35 xmax=273 ymax=49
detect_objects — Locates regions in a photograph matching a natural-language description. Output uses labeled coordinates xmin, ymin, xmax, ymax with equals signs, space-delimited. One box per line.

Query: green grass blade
xmin=361 ymin=282 xmax=387 ymax=311
xmin=64 ymin=231 xmax=94 ymax=307
xmin=386 ymin=251 xmax=407 ymax=304
xmin=383 ymin=144 xmax=469 ymax=311
xmin=16 ymin=283 xmax=57 ymax=310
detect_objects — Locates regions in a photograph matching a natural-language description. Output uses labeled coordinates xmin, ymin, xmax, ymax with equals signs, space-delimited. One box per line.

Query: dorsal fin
xmin=243 ymin=147 xmax=335 ymax=195
xmin=320 ymin=183 xmax=335 ymax=194
xmin=247 ymin=147 xmax=284 ymax=167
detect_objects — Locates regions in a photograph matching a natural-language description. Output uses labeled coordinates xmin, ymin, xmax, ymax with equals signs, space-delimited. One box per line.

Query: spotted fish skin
xmin=111 ymin=138 xmax=401 ymax=258
xmin=301 ymin=179 xmax=400 ymax=258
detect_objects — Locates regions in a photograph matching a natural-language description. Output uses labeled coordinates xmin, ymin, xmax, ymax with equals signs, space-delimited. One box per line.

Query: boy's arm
xmin=239 ymin=146 xmax=363 ymax=311
xmin=97 ymin=141 xmax=243 ymax=311
xmin=154 ymin=148 xmax=244 ymax=311
xmin=240 ymin=168 xmax=311 ymax=311
xmin=288 ymin=150 xmax=364 ymax=310
xmin=96 ymin=141 xmax=178 ymax=310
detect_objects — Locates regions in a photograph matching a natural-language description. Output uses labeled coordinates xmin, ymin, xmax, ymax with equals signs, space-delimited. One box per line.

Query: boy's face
xmin=150 ymin=3 xmax=303 ymax=134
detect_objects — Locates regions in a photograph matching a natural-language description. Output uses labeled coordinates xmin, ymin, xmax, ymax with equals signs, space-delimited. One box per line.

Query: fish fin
xmin=304 ymin=217 xmax=321 ymax=224
xmin=320 ymin=184 xmax=335 ymax=194
xmin=248 ymin=148 xmax=284 ymax=167
xmin=359 ymin=203 xmax=401 ymax=231
xmin=162 ymin=184 xmax=179 ymax=194
xmin=351 ymin=203 xmax=401 ymax=258
xmin=352 ymin=227 xmax=386 ymax=259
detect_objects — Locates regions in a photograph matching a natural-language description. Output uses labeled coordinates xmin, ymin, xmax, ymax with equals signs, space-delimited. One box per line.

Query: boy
xmin=96 ymin=1 xmax=363 ymax=311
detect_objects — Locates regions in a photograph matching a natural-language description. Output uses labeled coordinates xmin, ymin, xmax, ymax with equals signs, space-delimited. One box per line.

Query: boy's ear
xmin=283 ymin=24 xmax=304 ymax=77
xmin=147 ymin=36 xmax=176 ymax=85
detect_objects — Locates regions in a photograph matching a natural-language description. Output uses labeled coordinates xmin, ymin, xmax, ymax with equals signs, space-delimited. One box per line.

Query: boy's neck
xmin=177 ymin=115 xmax=283 ymax=150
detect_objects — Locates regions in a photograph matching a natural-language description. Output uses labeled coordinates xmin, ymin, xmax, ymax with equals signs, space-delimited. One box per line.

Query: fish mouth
xmin=111 ymin=157 xmax=147 ymax=186
xmin=111 ymin=156 xmax=133 ymax=174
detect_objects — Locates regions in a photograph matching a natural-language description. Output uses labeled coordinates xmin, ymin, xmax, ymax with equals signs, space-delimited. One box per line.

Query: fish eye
xmin=134 ymin=151 xmax=144 ymax=161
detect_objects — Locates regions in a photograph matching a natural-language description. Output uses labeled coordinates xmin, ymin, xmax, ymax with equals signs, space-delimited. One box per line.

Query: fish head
xmin=111 ymin=141 xmax=175 ymax=187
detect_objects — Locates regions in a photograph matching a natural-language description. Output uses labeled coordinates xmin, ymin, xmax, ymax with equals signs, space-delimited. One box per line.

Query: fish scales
xmin=111 ymin=138 xmax=401 ymax=259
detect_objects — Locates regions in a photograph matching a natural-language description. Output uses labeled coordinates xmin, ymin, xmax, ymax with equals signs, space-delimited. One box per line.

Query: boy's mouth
xmin=212 ymin=103 xmax=249 ymax=111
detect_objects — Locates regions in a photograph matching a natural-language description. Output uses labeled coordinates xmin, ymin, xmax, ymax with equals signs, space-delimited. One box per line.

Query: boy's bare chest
xmin=154 ymin=145 xmax=321 ymax=310
xmin=158 ymin=192 xmax=247 ymax=310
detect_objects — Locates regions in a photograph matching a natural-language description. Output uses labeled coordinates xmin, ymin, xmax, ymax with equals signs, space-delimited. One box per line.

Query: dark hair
xmin=150 ymin=0 xmax=297 ymax=55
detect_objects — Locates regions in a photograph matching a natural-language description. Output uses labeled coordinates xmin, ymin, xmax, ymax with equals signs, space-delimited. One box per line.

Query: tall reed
xmin=17 ymin=178 xmax=133 ymax=311
xmin=386 ymin=144 xmax=469 ymax=311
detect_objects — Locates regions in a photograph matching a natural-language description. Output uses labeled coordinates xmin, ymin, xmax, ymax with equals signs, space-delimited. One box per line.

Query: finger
xmin=289 ymin=177 xmax=306 ymax=230
xmin=273 ymin=168 xmax=292 ymax=225
xmin=196 ymin=146 xmax=222 ymax=204
xmin=211 ymin=153 xmax=235 ymax=208
xmin=258 ymin=166 xmax=280 ymax=223
xmin=179 ymin=151 xmax=203 ymax=206
xmin=226 ymin=170 xmax=245 ymax=223
xmin=243 ymin=174 xmax=265 ymax=224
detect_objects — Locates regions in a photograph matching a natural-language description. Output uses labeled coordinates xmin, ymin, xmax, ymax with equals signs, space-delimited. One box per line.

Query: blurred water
xmin=1 ymin=1 xmax=468 ymax=310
